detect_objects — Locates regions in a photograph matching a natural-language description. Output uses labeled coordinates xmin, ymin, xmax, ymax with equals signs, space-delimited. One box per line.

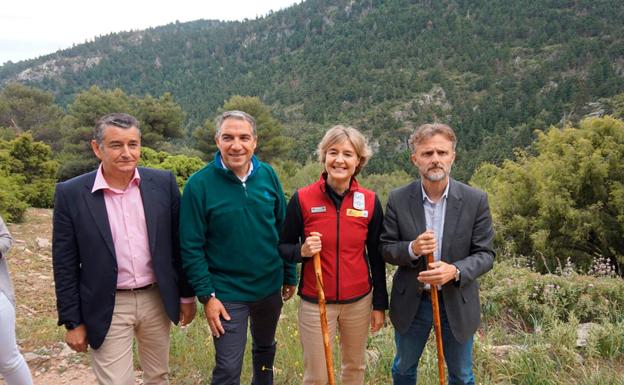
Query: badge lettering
xmin=346 ymin=209 xmax=368 ymax=218
xmin=311 ymin=206 xmax=327 ymax=213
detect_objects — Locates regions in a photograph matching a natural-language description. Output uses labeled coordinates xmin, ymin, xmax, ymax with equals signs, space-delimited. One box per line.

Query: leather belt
xmin=117 ymin=283 xmax=157 ymax=292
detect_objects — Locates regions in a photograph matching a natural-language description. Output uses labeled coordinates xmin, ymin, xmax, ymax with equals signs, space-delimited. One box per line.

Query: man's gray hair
xmin=409 ymin=123 xmax=457 ymax=153
xmin=93 ymin=113 xmax=141 ymax=145
xmin=214 ymin=110 xmax=257 ymax=139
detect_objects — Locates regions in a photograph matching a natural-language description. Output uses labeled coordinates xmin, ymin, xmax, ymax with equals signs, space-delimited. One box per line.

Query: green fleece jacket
xmin=180 ymin=154 xmax=297 ymax=302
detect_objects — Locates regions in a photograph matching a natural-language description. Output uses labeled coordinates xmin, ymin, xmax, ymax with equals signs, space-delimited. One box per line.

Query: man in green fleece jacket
xmin=180 ymin=110 xmax=297 ymax=385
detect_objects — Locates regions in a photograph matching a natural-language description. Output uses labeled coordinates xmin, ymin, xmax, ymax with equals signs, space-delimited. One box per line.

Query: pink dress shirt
xmin=92 ymin=166 xmax=156 ymax=289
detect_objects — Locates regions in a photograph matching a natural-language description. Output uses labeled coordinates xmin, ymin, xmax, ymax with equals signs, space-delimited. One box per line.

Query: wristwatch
xmin=198 ymin=293 xmax=216 ymax=305
xmin=454 ymin=266 xmax=461 ymax=282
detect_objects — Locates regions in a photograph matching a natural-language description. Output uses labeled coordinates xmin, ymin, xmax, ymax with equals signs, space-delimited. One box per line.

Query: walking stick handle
xmin=426 ymin=253 xmax=446 ymax=385
xmin=313 ymin=253 xmax=336 ymax=385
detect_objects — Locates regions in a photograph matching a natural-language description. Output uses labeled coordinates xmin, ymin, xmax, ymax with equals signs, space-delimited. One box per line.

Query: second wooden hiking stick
xmin=313 ymin=252 xmax=336 ymax=385
xmin=426 ymin=252 xmax=446 ymax=385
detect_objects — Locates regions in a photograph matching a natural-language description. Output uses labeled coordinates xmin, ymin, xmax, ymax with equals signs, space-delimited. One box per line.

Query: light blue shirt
xmin=408 ymin=180 xmax=450 ymax=262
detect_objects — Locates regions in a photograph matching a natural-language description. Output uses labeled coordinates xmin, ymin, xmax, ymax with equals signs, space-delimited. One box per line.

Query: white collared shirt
xmin=220 ymin=159 xmax=254 ymax=182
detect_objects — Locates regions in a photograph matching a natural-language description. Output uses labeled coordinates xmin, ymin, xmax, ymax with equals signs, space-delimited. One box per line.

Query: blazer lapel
xmin=82 ymin=183 xmax=116 ymax=258
xmin=408 ymin=181 xmax=427 ymax=236
xmin=442 ymin=179 xmax=463 ymax=261
xmin=140 ymin=172 xmax=158 ymax=256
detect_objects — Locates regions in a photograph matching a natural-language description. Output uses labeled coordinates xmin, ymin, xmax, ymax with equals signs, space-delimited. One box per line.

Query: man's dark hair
xmin=94 ymin=113 xmax=141 ymax=145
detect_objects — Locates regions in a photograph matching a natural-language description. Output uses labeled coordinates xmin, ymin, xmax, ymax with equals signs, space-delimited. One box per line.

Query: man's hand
xmin=411 ymin=230 xmax=437 ymax=256
xmin=418 ymin=261 xmax=457 ymax=285
xmin=282 ymin=284 xmax=296 ymax=301
xmin=301 ymin=231 xmax=322 ymax=258
xmin=179 ymin=301 xmax=197 ymax=327
xmin=65 ymin=324 xmax=88 ymax=353
xmin=370 ymin=310 xmax=385 ymax=333
xmin=204 ymin=297 xmax=230 ymax=337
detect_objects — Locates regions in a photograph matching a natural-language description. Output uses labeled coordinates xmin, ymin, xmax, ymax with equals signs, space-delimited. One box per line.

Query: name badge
xmin=353 ymin=192 xmax=365 ymax=210
xmin=346 ymin=209 xmax=368 ymax=218
xmin=311 ymin=206 xmax=327 ymax=213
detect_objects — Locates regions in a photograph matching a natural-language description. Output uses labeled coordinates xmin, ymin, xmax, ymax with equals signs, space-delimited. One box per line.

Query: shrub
xmin=471 ymin=117 xmax=624 ymax=274
xmin=0 ymin=173 xmax=28 ymax=222
xmin=481 ymin=259 xmax=624 ymax=326
xmin=140 ymin=146 xmax=204 ymax=189
xmin=0 ymin=133 xmax=57 ymax=216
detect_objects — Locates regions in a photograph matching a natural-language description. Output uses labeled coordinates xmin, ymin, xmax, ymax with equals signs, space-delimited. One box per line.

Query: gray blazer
xmin=0 ymin=215 xmax=15 ymax=306
xmin=380 ymin=179 xmax=495 ymax=343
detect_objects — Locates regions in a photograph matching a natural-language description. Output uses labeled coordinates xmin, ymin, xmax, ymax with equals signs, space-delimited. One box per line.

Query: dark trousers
xmin=211 ymin=291 xmax=283 ymax=385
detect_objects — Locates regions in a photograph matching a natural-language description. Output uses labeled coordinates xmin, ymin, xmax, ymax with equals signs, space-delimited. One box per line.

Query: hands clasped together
xmin=412 ymin=230 xmax=458 ymax=286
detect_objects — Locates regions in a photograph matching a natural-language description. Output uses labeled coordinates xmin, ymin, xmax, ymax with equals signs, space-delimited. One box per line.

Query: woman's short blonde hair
xmin=317 ymin=125 xmax=372 ymax=177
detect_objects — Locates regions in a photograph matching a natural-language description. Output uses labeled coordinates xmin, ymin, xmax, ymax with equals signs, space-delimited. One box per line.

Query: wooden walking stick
xmin=426 ymin=252 xmax=446 ymax=385
xmin=313 ymin=252 xmax=336 ymax=385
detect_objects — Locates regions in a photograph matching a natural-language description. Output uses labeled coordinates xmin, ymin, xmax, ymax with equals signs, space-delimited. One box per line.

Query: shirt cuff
xmin=180 ymin=297 xmax=196 ymax=304
xmin=408 ymin=241 xmax=421 ymax=260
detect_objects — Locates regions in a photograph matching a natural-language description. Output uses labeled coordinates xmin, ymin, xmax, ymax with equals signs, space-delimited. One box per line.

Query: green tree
xmin=613 ymin=92 xmax=624 ymax=119
xmin=191 ymin=124 xmax=216 ymax=160
xmin=135 ymin=92 xmax=186 ymax=147
xmin=0 ymin=133 xmax=57 ymax=218
xmin=359 ymin=170 xmax=413 ymax=206
xmin=0 ymin=173 xmax=28 ymax=223
xmin=0 ymin=83 xmax=64 ymax=149
xmin=0 ymin=83 xmax=63 ymax=130
xmin=140 ymin=147 xmax=204 ymax=189
xmin=5 ymin=134 xmax=58 ymax=207
xmin=272 ymin=160 xmax=321 ymax=199
xmin=471 ymin=116 xmax=624 ymax=274
xmin=68 ymin=86 xmax=132 ymax=127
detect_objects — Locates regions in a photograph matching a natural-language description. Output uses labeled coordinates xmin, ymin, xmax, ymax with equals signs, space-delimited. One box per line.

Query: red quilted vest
xmin=297 ymin=176 xmax=375 ymax=303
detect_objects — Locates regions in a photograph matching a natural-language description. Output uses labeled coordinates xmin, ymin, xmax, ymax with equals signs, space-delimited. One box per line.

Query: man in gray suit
xmin=381 ymin=123 xmax=494 ymax=385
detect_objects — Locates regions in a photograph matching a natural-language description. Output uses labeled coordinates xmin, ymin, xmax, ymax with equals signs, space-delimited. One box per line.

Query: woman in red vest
xmin=279 ymin=125 xmax=388 ymax=385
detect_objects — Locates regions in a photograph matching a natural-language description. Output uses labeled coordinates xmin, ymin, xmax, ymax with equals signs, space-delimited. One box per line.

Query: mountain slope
xmin=1 ymin=0 xmax=623 ymax=178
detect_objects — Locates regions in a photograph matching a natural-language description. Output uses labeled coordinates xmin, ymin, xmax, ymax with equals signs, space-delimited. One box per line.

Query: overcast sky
xmin=0 ymin=0 xmax=301 ymax=65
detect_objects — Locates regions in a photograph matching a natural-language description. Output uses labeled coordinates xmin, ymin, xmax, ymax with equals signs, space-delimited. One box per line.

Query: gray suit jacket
xmin=0 ymin=215 xmax=15 ymax=306
xmin=380 ymin=179 xmax=494 ymax=343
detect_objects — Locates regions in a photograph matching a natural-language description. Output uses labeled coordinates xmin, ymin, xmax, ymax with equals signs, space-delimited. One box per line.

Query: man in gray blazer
xmin=381 ymin=123 xmax=494 ymax=385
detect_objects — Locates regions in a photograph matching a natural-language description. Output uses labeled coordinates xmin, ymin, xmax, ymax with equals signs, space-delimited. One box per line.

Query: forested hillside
xmin=1 ymin=0 xmax=623 ymax=178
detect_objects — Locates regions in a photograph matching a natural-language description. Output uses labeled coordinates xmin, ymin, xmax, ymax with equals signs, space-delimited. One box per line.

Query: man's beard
xmin=424 ymin=166 xmax=449 ymax=182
